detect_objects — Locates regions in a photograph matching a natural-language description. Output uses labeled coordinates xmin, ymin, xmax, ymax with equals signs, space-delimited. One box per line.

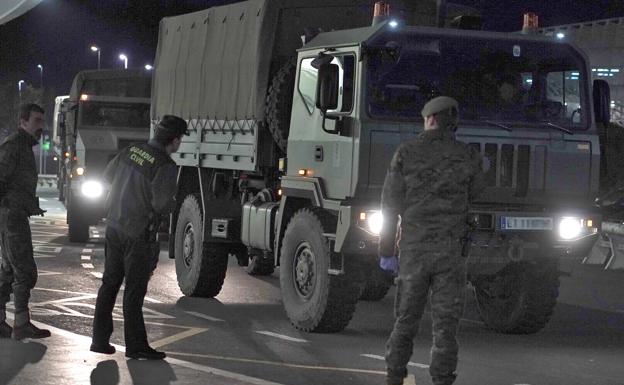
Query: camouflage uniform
xmin=381 ymin=97 xmax=484 ymax=385
xmin=0 ymin=129 xmax=43 ymax=324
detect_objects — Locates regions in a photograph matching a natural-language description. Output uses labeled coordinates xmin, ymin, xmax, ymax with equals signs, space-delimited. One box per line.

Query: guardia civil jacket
xmin=104 ymin=139 xmax=177 ymax=238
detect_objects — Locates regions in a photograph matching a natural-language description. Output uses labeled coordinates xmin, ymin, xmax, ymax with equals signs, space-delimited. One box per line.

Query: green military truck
xmin=53 ymin=69 xmax=152 ymax=242
xmin=152 ymin=0 xmax=611 ymax=333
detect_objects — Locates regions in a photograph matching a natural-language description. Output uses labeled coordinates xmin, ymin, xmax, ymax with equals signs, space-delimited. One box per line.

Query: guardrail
xmin=37 ymin=174 xmax=58 ymax=189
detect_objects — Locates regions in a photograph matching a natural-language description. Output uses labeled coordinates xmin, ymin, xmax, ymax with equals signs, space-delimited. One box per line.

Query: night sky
xmin=1 ymin=0 xmax=624 ymax=97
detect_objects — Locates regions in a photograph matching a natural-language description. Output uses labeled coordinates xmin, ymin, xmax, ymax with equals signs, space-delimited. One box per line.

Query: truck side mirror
xmin=593 ymin=79 xmax=611 ymax=125
xmin=315 ymin=63 xmax=339 ymax=112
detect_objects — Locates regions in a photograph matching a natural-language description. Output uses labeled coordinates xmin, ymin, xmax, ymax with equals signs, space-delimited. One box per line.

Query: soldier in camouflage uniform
xmin=379 ymin=97 xmax=484 ymax=385
xmin=0 ymin=104 xmax=51 ymax=340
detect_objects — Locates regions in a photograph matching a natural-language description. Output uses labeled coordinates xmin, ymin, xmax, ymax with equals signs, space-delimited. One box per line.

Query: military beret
xmin=421 ymin=96 xmax=459 ymax=118
xmin=157 ymin=115 xmax=189 ymax=136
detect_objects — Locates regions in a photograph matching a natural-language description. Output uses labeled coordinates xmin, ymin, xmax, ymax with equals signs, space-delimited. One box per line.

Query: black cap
xmin=156 ymin=115 xmax=189 ymax=136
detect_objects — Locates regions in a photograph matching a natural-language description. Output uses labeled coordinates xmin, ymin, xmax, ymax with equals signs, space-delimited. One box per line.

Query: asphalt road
xmin=5 ymin=189 xmax=624 ymax=385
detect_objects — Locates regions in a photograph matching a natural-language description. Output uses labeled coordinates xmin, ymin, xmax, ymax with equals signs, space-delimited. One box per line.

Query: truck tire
xmin=359 ymin=266 xmax=393 ymax=301
xmin=245 ymin=254 xmax=275 ymax=276
xmin=473 ymin=262 xmax=560 ymax=334
xmin=280 ymin=208 xmax=362 ymax=332
xmin=67 ymin=194 xmax=89 ymax=243
xmin=174 ymin=195 xmax=228 ymax=298
xmin=265 ymin=58 xmax=296 ymax=153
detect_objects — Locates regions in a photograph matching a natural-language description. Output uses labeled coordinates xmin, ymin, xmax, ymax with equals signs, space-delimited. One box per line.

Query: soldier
xmin=0 ymin=103 xmax=51 ymax=340
xmin=379 ymin=96 xmax=484 ymax=385
xmin=90 ymin=115 xmax=187 ymax=359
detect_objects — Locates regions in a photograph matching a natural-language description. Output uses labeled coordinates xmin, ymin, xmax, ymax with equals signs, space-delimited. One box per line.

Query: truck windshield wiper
xmin=541 ymin=121 xmax=574 ymax=135
xmin=484 ymin=120 xmax=513 ymax=132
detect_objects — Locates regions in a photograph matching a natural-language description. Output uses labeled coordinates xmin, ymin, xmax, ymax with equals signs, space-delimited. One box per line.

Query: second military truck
xmin=54 ymin=69 xmax=152 ymax=242
xmin=152 ymin=0 xmax=611 ymax=333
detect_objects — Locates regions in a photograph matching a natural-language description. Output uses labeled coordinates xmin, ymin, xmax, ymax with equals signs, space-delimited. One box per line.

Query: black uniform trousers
xmin=92 ymin=225 xmax=159 ymax=352
xmin=0 ymin=208 xmax=37 ymax=316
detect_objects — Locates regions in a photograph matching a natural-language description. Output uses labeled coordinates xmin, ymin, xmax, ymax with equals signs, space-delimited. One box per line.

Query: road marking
xmin=145 ymin=296 xmax=163 ymax=304
xmin=82 ymin=263 xmax=94 ymax=269
xmin=81 ymin=255 xmax=91 ymax=260
xmin=91 ymin=272 xmax=103 ymax=279
xmin=82 ymin=248 xmax=93 ymax=254
xmin=86 ymin=243 xmax=95 ymax=247
xmin=30 ymin=230 xmax=66 ymax=237
xmin=5 ymin=312 xmax=286 ymax=385
xmin=404 ymin=375 xmax=416 ymax=385
xmin=38 ymin=269 xmax=62 ymax=276
xmin=39 ymin=198 xmax=48 ymax=202
xmin=32 ymin=294 xmax=97 ymax=307
xmin=166 ymin=351 xmax=387 ymax=375
xmin=33 ymin=245 xmax=63 ymax=253
xmin=151 ymin=327 xmax=208 ymax=349
xmin=185 ymin=311 xmax=225 ymax=322
xmin=361 ymin=354 xmax=429 ymax=369
xmin=34 ymin=254 xmax=56 ymax=259
xmin=255 ymin=330 xmax=308 ymax=343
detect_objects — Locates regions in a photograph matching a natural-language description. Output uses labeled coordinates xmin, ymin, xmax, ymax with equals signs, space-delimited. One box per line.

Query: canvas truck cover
xmin=151 ymin=0 xmax=441 ymax=123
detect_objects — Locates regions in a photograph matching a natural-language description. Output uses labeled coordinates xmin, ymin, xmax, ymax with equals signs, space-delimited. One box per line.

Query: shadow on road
xmin=90 ymin=360 xmax=119 ymax=385
xmin=0 ymin=340 xmax=47 ymax=385
xmin=127 ymin=358 xmax=177 ymax=384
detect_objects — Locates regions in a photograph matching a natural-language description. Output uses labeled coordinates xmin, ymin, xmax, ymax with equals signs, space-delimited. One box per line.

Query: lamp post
xmin=119 ymin=54 xmax=128 ymax=69
xmin=37 ymin=64 xmax=43 ymax=88
xmin=18 ymin=80 xmax=25 ymax=104
xmin=90 ymin=45 xmax=101 ymax=69
xmin=144 ymin=64 xmax=153 ymax=71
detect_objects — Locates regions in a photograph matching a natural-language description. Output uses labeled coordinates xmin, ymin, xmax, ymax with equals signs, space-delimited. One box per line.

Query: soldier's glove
xmin=379 ymin=255 xmax=398 ymax=275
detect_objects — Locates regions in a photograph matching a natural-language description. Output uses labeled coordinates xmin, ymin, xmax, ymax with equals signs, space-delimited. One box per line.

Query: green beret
xmin=421 ymin=96 xmax=459 ymax=118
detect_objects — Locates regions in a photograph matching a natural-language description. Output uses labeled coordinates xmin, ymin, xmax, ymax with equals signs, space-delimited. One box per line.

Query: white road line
xmin=255 ymin=331 xmax=308 ymax=343
xmin=404 ymin=375 xmax=416 ymax=385
xmin=81 ymin=255 xmax=91 ymax=260
xmin=82 ymin=263 xmax=94 ymax=269
xmin=82 ymin=248 xmax=93 ymax=254
xmin=91 ymin=272 xmax=103 ymax=279
xmin=150 ymin=327 xmax=208 ymax=349
xmin=144 ymin=296 xmax=163 ymax=304
xmin=185 ymin=311 xmax=225 ymax=322
xmin=361 ymin=354 xmax=429 ymax=369
xmin=39 ymin=198 xmax=48 ymax=202
xmin=6 ymin=312 xmax=286 ymax=385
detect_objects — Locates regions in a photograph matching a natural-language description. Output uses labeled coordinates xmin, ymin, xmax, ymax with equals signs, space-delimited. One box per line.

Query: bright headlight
xmin=367 ymin=211 xmax=384 ymax=235
xmin=81 ymin=180 xmax=103 ymax=198
xmin=558 ymin=217 xmax=582 ymax=240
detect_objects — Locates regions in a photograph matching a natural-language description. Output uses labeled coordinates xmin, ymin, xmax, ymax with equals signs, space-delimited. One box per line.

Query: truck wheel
xmin=280 ymin=208 xmax=362 ymax=332
xmin=245 ymin=253 xmax=275 ymax=276
xmin=174 ymin=195 xmax=228 ymax=297
xmin=473 ymin=262 xmax=560 ymax=334
xmin=67 ymin=195 xmax=89 ymax=242
xmin=359 ymin=266 xmax=393 ymax=301
xmin=265 ymin=58 xmax=296 ymax=153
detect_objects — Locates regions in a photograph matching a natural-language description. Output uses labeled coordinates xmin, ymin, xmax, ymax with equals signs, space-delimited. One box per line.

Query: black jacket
xmin=0 ymin=129 xmax=41 ymax=215
xmin=104 ymin=139 xmax=177 ymax=238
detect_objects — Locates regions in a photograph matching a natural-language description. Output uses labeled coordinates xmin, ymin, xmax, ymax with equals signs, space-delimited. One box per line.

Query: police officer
xmin=0 ymin=103 xmax=51 ymax=340
xmin=91 ymin=115 xmax=188 ymax=359
xmin=379 ymin=97 xmax=484 ymax=385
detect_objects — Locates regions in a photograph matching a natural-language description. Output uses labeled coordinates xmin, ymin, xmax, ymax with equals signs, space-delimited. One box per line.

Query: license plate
xmin=500 ymin=216 xmax=553 ymax=230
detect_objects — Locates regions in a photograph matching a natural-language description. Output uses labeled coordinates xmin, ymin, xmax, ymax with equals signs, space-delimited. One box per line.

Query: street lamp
xmin=119 ymin=54 xmax=128 ymax=69
xmin=37 ymin=64 xmax=43 ymax=88
xmin=18 ymin=80 xmax=25 ymax=104
xmin=144 ymin=64 xmax=153 ymax=71
xmin=90 ymin=45 xmax=101 ymax=69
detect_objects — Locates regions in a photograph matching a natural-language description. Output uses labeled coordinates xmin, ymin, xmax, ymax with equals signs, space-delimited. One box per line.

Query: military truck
xmin=152 ymin=0 xmax=611 ymax=333
xmin=53 ymin=69 xmax=152 ymax=242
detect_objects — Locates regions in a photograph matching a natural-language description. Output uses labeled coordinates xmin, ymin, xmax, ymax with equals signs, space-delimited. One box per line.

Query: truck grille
xmin=470 ymin=142 xmax=545 ymax=196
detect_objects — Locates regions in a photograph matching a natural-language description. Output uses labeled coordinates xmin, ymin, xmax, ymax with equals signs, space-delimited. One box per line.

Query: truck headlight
xmin=359 ymin=210 xmax=383 ymax=235
xmin=81 ymin=180 xmax=103 ymax=198
xmin=558 ymin=217 xmax=583 ymax=240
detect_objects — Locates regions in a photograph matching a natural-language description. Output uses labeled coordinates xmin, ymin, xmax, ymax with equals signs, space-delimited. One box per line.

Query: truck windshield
xmin=79 ymin=102 xmax=150 ymax=129
xmin=366 ymin=32 xmax=588 ymax=129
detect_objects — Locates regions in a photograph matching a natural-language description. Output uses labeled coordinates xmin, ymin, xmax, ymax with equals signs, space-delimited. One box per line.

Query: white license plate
xmin=501 ymin=216 xmax=553 ymax=230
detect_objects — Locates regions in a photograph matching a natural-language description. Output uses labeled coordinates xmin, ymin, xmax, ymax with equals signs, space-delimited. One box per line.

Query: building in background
xmin=539 ymin=17 xmax=624 ymax=126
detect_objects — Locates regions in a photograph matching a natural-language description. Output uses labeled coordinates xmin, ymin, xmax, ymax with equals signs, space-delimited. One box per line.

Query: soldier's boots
xmin=12 ymin=322 xmax=51 ymax=340
xmin=90 ymin=342 xmax=116 ymax=355
xmin=125 ymin=346 xmax=166 ymax=360
xmin=0 ymin=321 xmax=12 ymax=338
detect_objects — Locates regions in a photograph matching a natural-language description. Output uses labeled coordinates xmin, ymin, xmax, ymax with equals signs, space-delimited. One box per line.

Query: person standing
xmin=90 ymin=115 xmax=187 ymax=359
xmin=0 ymin=103 xmax=51 ymax=340
xmin=380 ymin=97 xmax=485 ymax=385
